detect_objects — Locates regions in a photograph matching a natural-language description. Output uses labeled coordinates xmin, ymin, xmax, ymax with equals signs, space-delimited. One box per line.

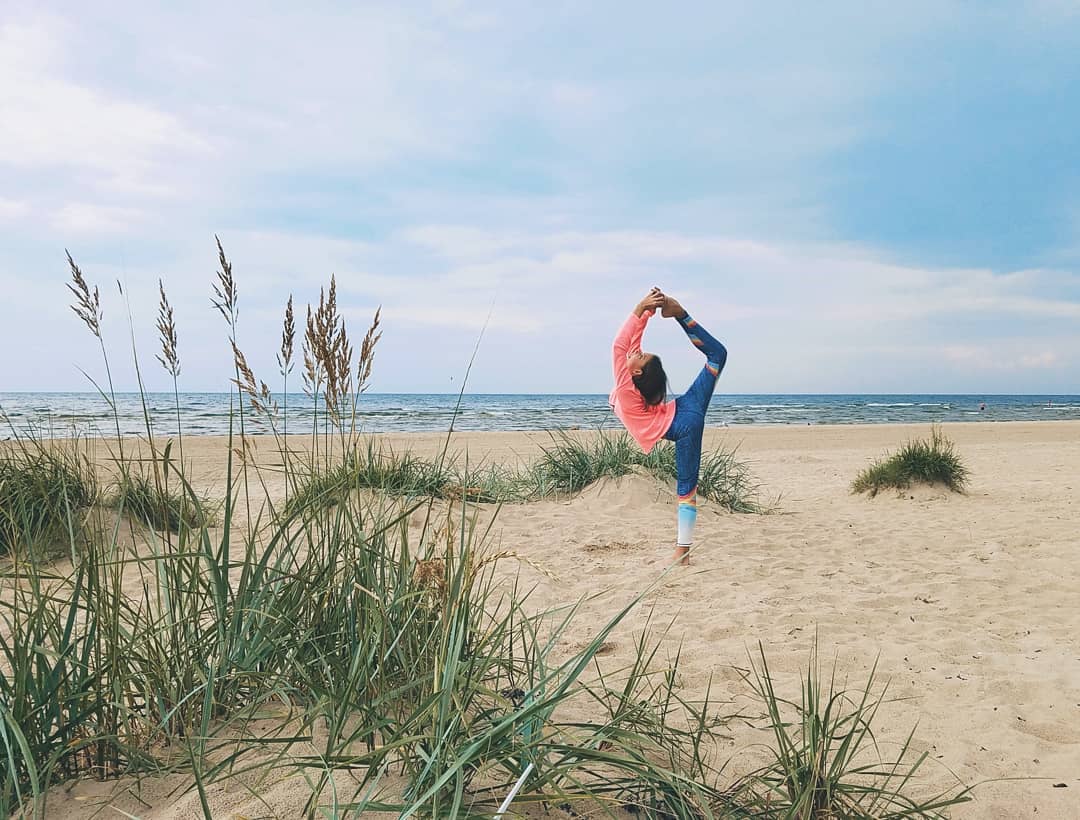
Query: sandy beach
xmin=29 ymin=420 xmax=1080 ymax=817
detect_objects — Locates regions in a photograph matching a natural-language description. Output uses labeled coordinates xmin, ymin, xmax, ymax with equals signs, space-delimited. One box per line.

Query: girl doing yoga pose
xmin=609 ymin=288 xmax=728 ymax=565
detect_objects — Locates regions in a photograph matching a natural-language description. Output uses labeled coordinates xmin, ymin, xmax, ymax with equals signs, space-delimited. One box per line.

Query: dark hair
xmin=632 ymin=356 xmax=668 ymax=406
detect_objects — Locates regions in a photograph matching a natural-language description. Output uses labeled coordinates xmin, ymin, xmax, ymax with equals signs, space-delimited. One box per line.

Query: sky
xmin=1 ymin=1 xmax=1078 ymax=395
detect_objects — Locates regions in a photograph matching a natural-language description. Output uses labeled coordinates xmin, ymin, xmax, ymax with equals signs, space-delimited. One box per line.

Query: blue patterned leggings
xmin=662 ymin=315 xmax=727 ymax=542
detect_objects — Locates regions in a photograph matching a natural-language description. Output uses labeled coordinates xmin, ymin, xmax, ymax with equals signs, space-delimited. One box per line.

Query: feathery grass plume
xmin=156 ymin=279 xmax=186 ymax=468
xmin=302 ymin=304 xmax=321 ymax=399
xmin=66 ymin=251 xmax=125 ymax=455
xmin=277 ymin=296 xmax=296 ymax=501
xmin=211 ymin=240 xmax=277 ymax=425
xmin=345 ymin=306 xmax=382 ymax=435
xmin=332 ymin=316 xmax=353 ymax=413
xmin=211 ymin=234 xmax=238 ymax=338
xmin=66 ymin=251 xmax=102 ymax=339
xmin=278 ymin=295 xmax=295 ymax=377
xmin=260 ymin=379 xmax=276 ymax=413
xmin=212 ymin=236 xmax=258 ymax=523
xmin=230 ymin=342 xmax=272 ymax=416
xmin=301 ymin=300 xmax=327 ymax=463
xmin=301 ymin=275 xmax=366 ymax=434
xmin=318 ymin=276 xmax=350 ymax=420
xmin=302 ymin=315 xmax=315 ymax=394
xmin=356 ymin=307 xmax=382 ymax=395
xmin=155 ymin=279 xmax=180 ymax=378
xmin=852 ymin=425 xmax=969 ymax=497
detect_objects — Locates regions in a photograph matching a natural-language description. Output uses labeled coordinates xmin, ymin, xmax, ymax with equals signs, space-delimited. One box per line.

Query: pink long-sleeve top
xmin=609 ymin=310 xmax=676 ymax=453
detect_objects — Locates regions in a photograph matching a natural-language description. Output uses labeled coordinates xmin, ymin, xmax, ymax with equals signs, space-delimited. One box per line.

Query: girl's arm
xmin=634 ymin=287 xmax=664 ymax=317
xmin=612 ymin=291 xmax=665 ymax=388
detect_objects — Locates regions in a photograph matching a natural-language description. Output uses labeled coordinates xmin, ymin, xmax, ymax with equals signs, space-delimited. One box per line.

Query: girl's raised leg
xmin=666 ymin=312 xmax=727 ymax=565
xmin=677 ymin=313 xmax=727 ymax=379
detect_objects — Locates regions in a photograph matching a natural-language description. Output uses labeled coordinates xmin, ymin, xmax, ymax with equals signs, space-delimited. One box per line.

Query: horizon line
xmin=3 ymin=391 xmax=1079 ymax=398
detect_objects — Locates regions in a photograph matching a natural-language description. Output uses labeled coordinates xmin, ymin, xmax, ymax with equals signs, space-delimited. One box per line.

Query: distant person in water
xmin=609 ymin=288 xmax=728 ymax=565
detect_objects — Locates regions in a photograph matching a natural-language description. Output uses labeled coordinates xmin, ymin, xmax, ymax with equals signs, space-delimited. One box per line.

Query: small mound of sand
xmin=572 ymin=469 xmax=672 ymax=513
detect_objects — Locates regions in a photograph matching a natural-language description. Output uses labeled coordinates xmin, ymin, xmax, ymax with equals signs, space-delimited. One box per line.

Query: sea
xmin=1 ymin=392 xmax=1078 ymax=438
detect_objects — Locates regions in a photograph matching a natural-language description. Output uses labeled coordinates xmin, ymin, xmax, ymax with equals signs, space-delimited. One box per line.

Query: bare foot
xmin=672 ymin=545 xmax=690 ymax=566
xmin=661 ymin=296 xmax=686 ymax=319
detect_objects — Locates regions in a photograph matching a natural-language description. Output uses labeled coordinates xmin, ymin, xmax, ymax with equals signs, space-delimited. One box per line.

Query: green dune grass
xmin=853 ymin=426 xmax=969 ymax=497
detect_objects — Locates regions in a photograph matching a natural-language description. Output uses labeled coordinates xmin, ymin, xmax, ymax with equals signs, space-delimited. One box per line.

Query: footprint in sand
xmin=573 ymin=639 xmax=618 ymax=655
xmin=1015 ymin=717 xmax=1080 ymax=745
xmin=583 ymin=539 xmax=637 ymax=553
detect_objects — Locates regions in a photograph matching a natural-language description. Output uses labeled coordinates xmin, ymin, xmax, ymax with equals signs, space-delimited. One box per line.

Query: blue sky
xmin=1 ymin=1 xmax=1078 ymax=394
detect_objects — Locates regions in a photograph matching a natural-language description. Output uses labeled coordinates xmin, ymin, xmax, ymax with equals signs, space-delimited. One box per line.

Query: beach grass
xmin=0 ymin=437 xmax=97 ymax=558
xmin=0 ymin=243 xmax=971 ymax=818
xmin=280 ymin=441 xmax=477 ymax=519
xmin=734 ymin=641 xmax=973 ymax=817
xmin=527 ymin=430 xmax=769 ymax=512
xmin=108 ymin=470 xmax=209 ymax=532
xmin=282 ymin=429 xmax=769 ymax=515
xmin=852 ymin=426 xmax=969 ymax=497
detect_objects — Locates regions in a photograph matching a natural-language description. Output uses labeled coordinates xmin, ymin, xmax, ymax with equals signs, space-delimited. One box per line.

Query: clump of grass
xmin=282 ymin=431 xmax=768 ymax=515
xmin=853 ymin=426 xmax=969 ymax=497
xmin=639 ymin=435 xmax=768 ymax=513
xmin=525 ymin=430 xmax=634 ymax=494
xmin=109 ymin=471 xmax=207 ymax=532
xmin=281 ymin=442 xmax=455 ymax=519
xmin=733 ymin=641 xmax=972 ymax=817
xmin=529 ymin=430 xmax=768 ymax=512
xmin=0 ymin=440 xmax=96 ymax=556
xmin=282 ymin=444 xmax=532 ymax=520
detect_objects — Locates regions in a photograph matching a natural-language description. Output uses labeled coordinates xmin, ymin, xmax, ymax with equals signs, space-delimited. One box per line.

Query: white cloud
xmin=1020 ymin=351 xmax=1061 ymax=368
xmin=51 ymin=203 xmax=145 ymax=235
xmin=943 ymin=345 xmax=1066 ymax=371
xmin=0 ymin=17 xmax=211 ymax=195
xmin=549 ymin=82 xmax=599 ymax=109
xmin=0 ymin=198 xmax=28 ymax=221
xmin=380 ymin=304 xmax=542 ymax=333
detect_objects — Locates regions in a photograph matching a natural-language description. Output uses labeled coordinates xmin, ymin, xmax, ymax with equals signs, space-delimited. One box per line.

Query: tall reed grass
xmin=0 ymin=243 xmax=970 ymax=818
